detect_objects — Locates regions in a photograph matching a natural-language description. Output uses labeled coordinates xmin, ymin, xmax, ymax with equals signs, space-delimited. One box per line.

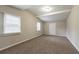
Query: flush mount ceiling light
xmin=41 ymin=6 xmax=52 ymax=12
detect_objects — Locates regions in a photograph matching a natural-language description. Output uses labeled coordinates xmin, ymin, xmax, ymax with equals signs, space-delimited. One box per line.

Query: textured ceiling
xmin=11 ymin=5 xmax=72 ymax=22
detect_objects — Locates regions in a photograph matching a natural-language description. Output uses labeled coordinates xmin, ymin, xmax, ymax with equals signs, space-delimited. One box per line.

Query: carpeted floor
xmin=0 ymin=35 xmax=78 ymax=54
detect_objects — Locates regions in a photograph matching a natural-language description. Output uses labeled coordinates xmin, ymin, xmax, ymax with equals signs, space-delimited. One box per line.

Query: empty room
xmin=0 ymin=5 xmax=79 ymax=54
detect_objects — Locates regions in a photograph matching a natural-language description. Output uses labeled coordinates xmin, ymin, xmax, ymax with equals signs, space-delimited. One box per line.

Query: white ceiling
xmin=12 ymin=5 xmax=32 ymax=10
xmin=38 ymin=10 xmax=70 ymax=22
xmin=11 ymin=5 xmax=72 ymax=22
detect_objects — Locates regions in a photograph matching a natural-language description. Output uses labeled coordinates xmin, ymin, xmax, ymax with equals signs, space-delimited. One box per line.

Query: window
xmin=37 ymin=22 xmax=41 ymax=31
xmin=3 ymin=14 xmax=21 ymax=34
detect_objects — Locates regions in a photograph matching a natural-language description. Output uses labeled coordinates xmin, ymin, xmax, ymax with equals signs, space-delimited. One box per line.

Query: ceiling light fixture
xmin=41 ymin=6 xmax=52 ymax=12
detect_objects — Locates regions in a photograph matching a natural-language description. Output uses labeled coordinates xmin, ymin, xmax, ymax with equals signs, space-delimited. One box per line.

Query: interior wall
xmin=44 ymin=22 xmax=49 ymax=35
xmin=44 ymin=20 xmax=66 ymax=36
xmin=0 ymin=13 xmax=3 ymax=34
xmin=56 ymin=20 xmax=66 ymax=36
xmin=0 ymin=6 xmax=44 ymax=50
xmin=66 ymin=6 xmax=79 ymax=51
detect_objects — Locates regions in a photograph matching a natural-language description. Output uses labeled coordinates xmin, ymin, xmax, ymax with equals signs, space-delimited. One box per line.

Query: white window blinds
xmin=4 ymin=14 xmax=21 ymax=34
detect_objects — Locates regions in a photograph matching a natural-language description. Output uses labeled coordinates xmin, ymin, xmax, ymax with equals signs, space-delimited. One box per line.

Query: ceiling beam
xmin=37 ymin=9 xmax=71 ymax=17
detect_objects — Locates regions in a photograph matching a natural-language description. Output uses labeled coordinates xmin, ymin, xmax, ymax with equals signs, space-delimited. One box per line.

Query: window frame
xmin=36 ymin=22 xmax=41 ymax=32
xmin=3 ymin=13 xmax=21 ymax=35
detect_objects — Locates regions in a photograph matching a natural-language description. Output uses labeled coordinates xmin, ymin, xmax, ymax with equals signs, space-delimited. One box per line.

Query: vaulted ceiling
xmin=11 ymin=5 xmax=72 ymax=22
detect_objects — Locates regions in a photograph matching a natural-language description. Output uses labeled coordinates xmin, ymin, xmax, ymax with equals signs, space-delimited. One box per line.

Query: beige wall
xmin=66 ymin=6 xmax=79 ymax=51
xmin=44 ymin=20 xmax=66 ymax=36
xmin=44 ymin=22 xmax=49 ymax=35
xmin=0 ymin=6 xmax=44 ymax=50
xmin=56 ymin=20 xmax=66 ymax=36
xmin=0 ymin=13 xmax=3 ymax=34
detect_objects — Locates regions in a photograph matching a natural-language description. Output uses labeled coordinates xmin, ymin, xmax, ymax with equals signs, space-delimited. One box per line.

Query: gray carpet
xmin=0 ymin=35 xmax=78 ymax=54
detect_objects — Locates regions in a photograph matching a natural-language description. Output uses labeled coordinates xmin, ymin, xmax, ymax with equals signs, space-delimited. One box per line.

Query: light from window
xmin=4 ymin=14 xmax=21 ymax=34
xmin=37 ymin=22 xmax=41 ymax=31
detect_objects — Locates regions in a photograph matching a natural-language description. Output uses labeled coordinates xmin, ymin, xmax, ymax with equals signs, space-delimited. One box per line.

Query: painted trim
xmin=0 ymin=34 xmax=42 ymax=51
xmin=66 ymin=36 xmax=79 ymax=52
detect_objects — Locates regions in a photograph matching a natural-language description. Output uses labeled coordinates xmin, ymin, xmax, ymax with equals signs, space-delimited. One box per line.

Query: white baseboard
xmin=0 ymin=35 xmax=42 ymax=51
xmin=66 ymin=36 xmax=79 ymax=52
